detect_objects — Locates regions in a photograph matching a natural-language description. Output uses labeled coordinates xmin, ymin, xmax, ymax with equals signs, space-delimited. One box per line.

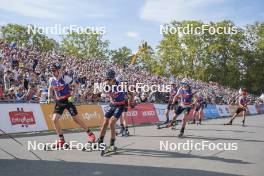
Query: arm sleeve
xmin=48 ymin=77 xmax=53 ymax=87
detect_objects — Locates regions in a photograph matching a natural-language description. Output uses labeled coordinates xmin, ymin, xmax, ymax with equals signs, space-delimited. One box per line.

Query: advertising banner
xmin=216 ymin=105 xmax=230 ymax=117
xmin=203 ymin=104 xmax=220 ymax=119
xmin=40 ymin=104 xmax=104 ymax=130
xmin=125 ymin=103 xmax=159 ymax=125
xmin=256 ymin=104 xmax=264 ymax=114
xmin=154 ymin=104 xmax=168 ymax=121
xmin=101 ymin=103 xmax=159 ymax=125
xmin=0 ymin=104 xmax=48 ymax=133
xmin=247 ymin=105 xmax=258 ymax=115
xmin=154 ymin=104 xmax=206 ymax=121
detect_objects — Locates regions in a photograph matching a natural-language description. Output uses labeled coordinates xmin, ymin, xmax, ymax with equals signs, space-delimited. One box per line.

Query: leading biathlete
xmin=47 ymin=63 xmax=96 ymax=147
xmin=224 ymin=88 xmax=248 ymax=126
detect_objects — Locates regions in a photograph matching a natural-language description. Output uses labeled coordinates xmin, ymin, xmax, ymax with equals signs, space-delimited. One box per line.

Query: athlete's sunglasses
xmin=50 ymin=69 xmax=58 ymax=73
xmin=180 ymin=82 xmax=188 ymax=86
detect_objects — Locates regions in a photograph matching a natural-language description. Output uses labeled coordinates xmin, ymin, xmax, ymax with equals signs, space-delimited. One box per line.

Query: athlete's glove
xmin=68 ymin=96 xmax=75 ymax=103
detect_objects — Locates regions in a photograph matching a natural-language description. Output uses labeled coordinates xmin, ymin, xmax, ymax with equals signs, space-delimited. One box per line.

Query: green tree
xmin=137 ymin=44 xmax=160 ymax=74
xmin=156 ymin=20 xmax=264 ymax=93
xmin=61 ymin=31 xmax=110 ymax=60
xmin=242 ymin=22 xmax=264 ymax=94
xmin=0 ymin=24 xmax=57 ymax=52
xmin=110 ymin=47 xmax=132 ymax=65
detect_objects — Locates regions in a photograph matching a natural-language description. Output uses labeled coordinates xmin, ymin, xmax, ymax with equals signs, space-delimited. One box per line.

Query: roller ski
xmin=101 ymin=145 xmax=117 ymax=157
xmin=81 ymin=141 xmax=96 ymax=151
xmin=157 ymin=121 xmax=177 ymax=129
xmin=156 ymin=120 xmax=169 ymax=129
xmin=224 ymin=120 xmax=233 ymax=125
xmin=116 ymin=128 xmax=130 ymax=137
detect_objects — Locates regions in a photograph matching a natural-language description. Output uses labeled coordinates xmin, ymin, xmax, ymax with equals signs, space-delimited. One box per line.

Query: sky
xmin=0 ymin=0 xmax=263 ymax=52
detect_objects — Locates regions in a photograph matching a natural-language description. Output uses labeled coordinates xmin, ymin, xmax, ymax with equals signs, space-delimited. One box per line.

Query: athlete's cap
xmin=105 ymin=69 xmax=115 ymax=80
xmin=50 ymin=63 xmax=61 ymax=71
xmin=180 ymin=78 xmax=189 ymax=85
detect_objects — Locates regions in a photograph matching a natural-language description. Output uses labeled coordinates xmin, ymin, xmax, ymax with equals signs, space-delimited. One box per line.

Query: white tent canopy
xmin=259 ymin=93 xmax=264 ymax=100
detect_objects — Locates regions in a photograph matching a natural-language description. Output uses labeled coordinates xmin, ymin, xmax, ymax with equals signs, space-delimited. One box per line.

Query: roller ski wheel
xmin=157 ymin=121 xmax=176 ymax=130
xmin=82 ymin=141 xmax=94 ymax=151
xmin=116 ymin=128 xmax=125 ymax=136
xmin=121 ymin=130 xmax=129 ymax=137
xmin=156 ymin=120 xmax=169 ymax=129
xmin=101 ymin=146 xmax=117 ymax=157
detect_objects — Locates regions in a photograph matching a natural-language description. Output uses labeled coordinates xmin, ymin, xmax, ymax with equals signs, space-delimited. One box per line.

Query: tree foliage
xmin=110 ymin=47 xmax=132 ymax=65
xmin=0 ymin=24 xmax=58 ymax=52
xmin=61 ymin=31 xmax=110 ymax=60
xmin=156 ymin=20 xmax=264 ymax=94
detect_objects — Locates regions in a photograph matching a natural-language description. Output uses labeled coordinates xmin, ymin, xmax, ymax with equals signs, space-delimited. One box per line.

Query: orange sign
xmin=40 ymin=104 xmax=104 ymax=130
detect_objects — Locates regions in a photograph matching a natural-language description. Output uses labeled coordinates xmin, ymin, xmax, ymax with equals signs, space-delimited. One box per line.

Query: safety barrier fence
xmin=0 ymin=103 xmax=263 ymax=133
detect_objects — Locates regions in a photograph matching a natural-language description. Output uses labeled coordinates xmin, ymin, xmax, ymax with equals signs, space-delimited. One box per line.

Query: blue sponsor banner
xmin=203 ymin=104 xmax=220 ymax=119
xmin=154 ymin=104 xmax=167 ymax=121
xmin=259 ymin=104 xmax=264 ymax=114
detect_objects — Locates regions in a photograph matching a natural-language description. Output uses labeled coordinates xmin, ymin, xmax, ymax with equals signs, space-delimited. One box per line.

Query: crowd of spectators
xmin=0 ymin=41 xmax=263 ymax=105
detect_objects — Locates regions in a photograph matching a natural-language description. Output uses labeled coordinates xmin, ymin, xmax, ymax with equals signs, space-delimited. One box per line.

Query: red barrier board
xmin=125 ymin=103 xmax=159 ymax=125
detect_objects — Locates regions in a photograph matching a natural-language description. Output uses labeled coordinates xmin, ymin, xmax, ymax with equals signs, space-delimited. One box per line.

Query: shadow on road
xmin=185 ymin=135 xmax=264 ymax=143
xmin=187 ymin=128 xmax=255 ymax=133
xmin=116 ymin=148 xmax=251 ymax=164
xmin=136 ymin=133 xmax=264 ymax=143
xmin=0 ymin=159 xmax=240 ymax=176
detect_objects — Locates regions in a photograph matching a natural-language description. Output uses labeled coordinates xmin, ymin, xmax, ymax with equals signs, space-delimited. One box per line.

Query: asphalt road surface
xmin=1 ymin=114 xmax=264 ymax=176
